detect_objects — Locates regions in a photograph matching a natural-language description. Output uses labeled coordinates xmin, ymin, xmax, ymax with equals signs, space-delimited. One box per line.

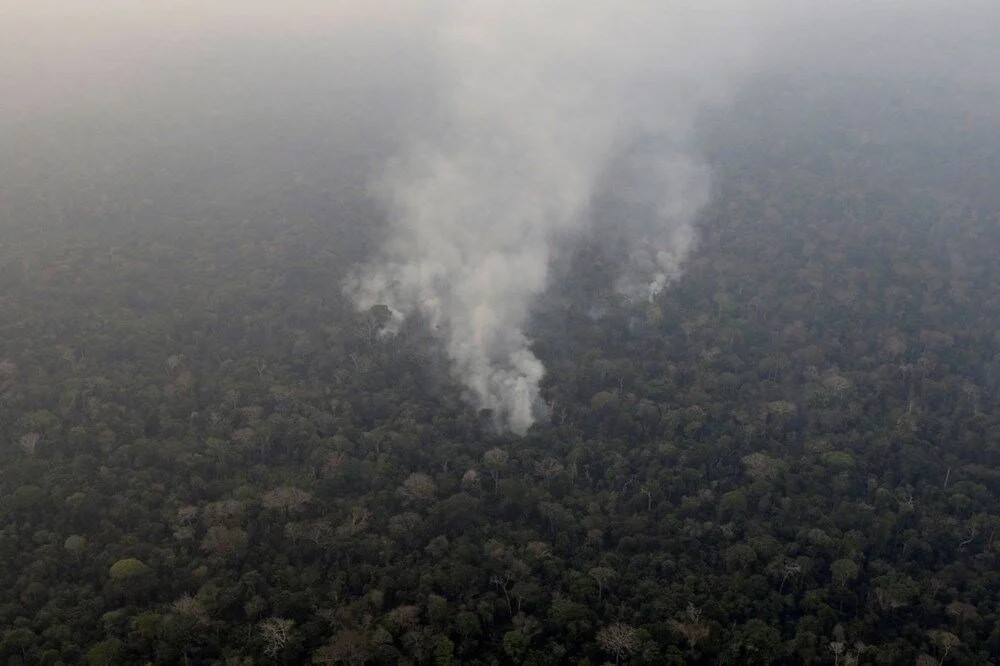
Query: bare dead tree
xmin=18 ymin=432 xmax=40 ymax=456
xmin=259 ymin=617 xmax=294 ymax=657
xmin=597 ymin=623 xmax=640 ymax=664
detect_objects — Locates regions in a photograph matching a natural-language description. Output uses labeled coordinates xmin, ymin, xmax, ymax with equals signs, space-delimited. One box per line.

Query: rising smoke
xmin=1 ymin=1 xmax=985 ymax=432
xmin=346 ymin=3 xmax=759 ymax=433
xmin=347 ymin=3 xmax=760 ymax=433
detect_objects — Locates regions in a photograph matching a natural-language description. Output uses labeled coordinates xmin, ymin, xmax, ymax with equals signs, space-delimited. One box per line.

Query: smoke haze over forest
xmin=5 ymin=3 xmax=1000 ymax=664
xmin=2 ymin=1 xmax=998 ymax=429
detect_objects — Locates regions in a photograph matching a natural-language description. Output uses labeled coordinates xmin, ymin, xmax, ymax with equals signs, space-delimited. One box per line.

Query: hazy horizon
xmin=3 ymin=0 xmax=998 ymax=429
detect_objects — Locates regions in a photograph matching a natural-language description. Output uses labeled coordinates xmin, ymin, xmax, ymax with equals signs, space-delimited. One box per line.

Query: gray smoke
xmin=347 ymin=2 xmax=759 ymax=433
xmin=1 ymin=1 xmax=990 ymax=433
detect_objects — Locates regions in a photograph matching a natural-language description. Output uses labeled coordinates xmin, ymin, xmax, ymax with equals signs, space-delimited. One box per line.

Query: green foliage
xmin=433 ymin=635 xmax=456 ymax=666
xmin=719 ymin=490 xmax=748 ymax=518
xmin=108 ymin=558 xmax=149 ymax=581
xmin=0 ymin=78 xmax=998 ymax=666
xmin=821 ymin=451 xmax=855 ymax=469
xmin=86 ymin=637 xmax=122 ymax=666
xmin=830 ymin=559 xmax=860 ymax=587
xmin=133 ymin=613 xmax=164 ymax=640
xmin=502 ymin=629 xmax=530 ymax=661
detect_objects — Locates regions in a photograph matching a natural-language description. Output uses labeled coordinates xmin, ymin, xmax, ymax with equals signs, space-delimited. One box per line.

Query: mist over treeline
xmin=5 ymin=3 xmax=1000 ymax=664
xmin=2 ymin=1 xmax=996 ymax=235
xmin=2 ymin=1 xmax=999 ymax=426
xmin=0 ymin=2 xmax=440 ymax=241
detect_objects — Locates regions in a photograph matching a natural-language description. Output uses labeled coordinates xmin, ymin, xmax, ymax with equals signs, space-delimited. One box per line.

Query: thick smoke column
xmin=348 ymin=2 xmax=755 ymax=433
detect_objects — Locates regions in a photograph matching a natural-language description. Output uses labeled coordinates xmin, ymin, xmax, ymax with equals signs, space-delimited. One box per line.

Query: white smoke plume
xmin=347 ymin=2 xmax=760 ymax=433
xmin=1 ymin=2 xmax=991 ymax=434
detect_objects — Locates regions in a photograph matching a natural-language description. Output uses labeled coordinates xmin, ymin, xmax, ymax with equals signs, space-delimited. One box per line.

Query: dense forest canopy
xmin=2 ymin=2 xmax=1000 ymax=665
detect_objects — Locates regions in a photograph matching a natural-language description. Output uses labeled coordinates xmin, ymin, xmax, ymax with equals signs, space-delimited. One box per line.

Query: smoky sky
xmin=3 ymin=1 xmax=994 ymax=220
xmin=2 ymin=1 xmax=997 ymax=432
xmin=0 ymin=2 xmax=443 ymax=227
